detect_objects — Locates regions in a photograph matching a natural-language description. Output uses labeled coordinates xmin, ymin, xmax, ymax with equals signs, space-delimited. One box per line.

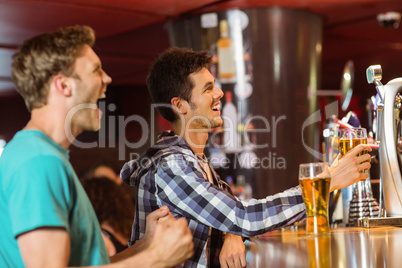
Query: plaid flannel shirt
xmin=121 ymin=131 xmax=306 ymax=268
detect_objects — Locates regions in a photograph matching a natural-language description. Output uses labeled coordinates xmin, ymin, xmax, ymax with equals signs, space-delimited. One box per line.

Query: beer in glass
xmin=339 ymin=128 xmax=368 ymax=176
xmin=339 ymin=128 xmax=367 ymax=156
xmin=299 ymin=162 xmax=331 ymax=234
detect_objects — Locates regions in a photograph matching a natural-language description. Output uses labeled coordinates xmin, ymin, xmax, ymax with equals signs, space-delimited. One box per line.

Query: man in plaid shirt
xmin=121 ymin=47 xmax=372 ymax=268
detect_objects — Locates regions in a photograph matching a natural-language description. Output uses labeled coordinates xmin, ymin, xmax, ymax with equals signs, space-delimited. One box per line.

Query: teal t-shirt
xmin=0 ymin=130 xmax=110 ymax=267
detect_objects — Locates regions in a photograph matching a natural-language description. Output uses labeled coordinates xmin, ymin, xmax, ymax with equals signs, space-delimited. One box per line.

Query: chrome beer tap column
xmin=366 ymin=65 xmax=402 ymax=221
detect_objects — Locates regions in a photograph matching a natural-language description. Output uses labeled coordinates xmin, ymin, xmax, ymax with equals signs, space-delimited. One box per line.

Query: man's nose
xmin=213 ymin=85 xmax=224 ymax=99
xmin=103 ymin=70 xmax=112 ymax=85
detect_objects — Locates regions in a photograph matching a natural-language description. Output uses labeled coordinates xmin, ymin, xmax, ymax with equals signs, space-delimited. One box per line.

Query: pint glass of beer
xmin=339 ymin=127 xmax=367 ymax=155
xmin=339 ymin=128 xmax=368 ymax=176
xmin=299 ymin=162 xmax=331 ymax=234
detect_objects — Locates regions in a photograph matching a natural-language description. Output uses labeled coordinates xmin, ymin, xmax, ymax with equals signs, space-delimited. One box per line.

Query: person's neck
xmin=173 ymin=120 xmax=208 ymax=158
xmin=24 ymin=106 xmax=80 ymax=149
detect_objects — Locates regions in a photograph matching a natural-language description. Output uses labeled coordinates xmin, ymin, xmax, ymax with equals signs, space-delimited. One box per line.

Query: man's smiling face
xmin=185 ymin=67 xmax=224 ymax=130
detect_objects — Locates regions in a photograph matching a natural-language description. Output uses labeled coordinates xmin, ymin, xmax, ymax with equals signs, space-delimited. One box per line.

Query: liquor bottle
xmin=217 ymin=20 xmax=235 ymax=80
xmin=223 ymin=91 xmax=238 ymax=151
xmin=225 ymin=176 xmax=237 ymax=196
xmin=235 ymin=175 xmax=252 ymax=201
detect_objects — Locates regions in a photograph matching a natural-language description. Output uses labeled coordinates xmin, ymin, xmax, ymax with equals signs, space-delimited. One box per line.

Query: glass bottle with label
xmin=223 ymin=91 xmax=238 ymax=151
xmin=217 ymin=20 xmax=235 ymax=80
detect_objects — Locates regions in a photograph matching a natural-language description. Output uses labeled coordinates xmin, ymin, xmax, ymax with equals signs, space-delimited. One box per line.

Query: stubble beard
xmin=191 ymin=116 xmax=222 ymax=130
xmin=77 ymin=108 xmax=101 ymax=133
xmin=210 ymin=116 xmax=223 ymax=129
xmin=189 ymin=100 xmax=222 ymax=130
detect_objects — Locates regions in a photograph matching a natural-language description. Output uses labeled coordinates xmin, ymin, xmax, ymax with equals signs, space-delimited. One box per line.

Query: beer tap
xmin=363 ymin=65 xmax=402 ymax=226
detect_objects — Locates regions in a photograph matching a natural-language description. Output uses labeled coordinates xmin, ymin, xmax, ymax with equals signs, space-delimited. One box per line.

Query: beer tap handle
xmin=366 ymin=65 xmax=385 ymax=103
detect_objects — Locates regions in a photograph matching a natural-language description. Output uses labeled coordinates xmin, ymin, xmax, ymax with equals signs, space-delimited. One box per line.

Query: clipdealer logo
xmin=64 ymin=100 xmax=336 ymax=163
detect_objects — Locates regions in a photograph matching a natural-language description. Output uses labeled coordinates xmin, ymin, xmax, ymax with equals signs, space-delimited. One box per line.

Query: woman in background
xmin=82 ymin=177 xmax=135 ymax=256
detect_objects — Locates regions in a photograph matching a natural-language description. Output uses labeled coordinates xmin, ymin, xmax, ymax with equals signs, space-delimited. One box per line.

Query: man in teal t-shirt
xmin=0 ymin=130 xmax=109 ymax=267
xmin=0 ymin=25 xmax=194 ymax=267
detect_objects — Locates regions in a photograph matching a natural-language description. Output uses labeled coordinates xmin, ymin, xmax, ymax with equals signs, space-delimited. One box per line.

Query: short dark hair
xmin=146 ymin=47 xmax=212 ymax=122
xmin=11 ymin=25 xmax=95 ymax=112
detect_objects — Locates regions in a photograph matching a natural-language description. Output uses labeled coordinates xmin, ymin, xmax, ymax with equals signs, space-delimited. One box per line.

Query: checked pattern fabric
xmin=121 ymin=131 xmax=306 ymax=268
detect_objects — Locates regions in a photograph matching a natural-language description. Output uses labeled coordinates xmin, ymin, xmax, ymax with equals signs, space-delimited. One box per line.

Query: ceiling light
xmin=377 ymin=12 xmax=401 ymax=29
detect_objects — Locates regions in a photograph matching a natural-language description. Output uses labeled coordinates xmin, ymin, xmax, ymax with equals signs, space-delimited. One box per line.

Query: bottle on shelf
xmin=222 ymin=91 xmax=238 ymax=151
xmin=217 ymin=19 xmax=235 ymax=80
xmin=235 ymin=175 xmax=252 ymax=201
xmin=225 ymin=176 xmax=237 ymax=196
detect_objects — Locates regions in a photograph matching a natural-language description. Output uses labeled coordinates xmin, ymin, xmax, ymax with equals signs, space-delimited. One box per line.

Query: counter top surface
xmin=249 ymin=225 xmax=402 ymax=268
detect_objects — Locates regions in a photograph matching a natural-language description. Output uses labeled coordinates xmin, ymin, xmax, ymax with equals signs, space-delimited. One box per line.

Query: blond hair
xmin=12 ymin=25 xmax=95 ymax=111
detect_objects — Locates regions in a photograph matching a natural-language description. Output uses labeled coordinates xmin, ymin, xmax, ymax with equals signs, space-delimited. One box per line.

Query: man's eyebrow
xmin=203 ymin=81 xmax=214 ymax=89
xmin=93 ymin=63 xmax=101 ymax=72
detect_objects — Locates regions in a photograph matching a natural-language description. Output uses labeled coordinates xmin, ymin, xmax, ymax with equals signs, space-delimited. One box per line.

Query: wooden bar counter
xmin=248 ymin=224 xmax=402 ymax=268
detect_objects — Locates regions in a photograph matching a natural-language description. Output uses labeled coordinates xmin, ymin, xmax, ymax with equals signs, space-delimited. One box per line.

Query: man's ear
xmin=53 ymin=75 xmax=73 ymax=97
xmin=171 ymin=97 xmax=187 ymax=115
